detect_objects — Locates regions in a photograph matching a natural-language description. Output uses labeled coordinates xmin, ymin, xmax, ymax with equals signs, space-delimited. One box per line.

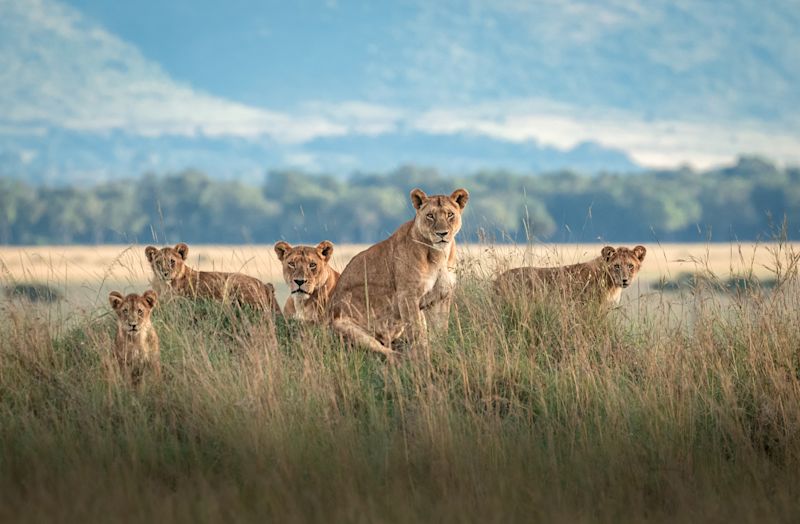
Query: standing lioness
xmin=495 ymin=245 xmax=647 ymax=305
xmin=274 ymin=240 xmax=340 ymax=323
xmin=329 ymin=188 xmax=469 ymax=357
xmin=145 ymin=243 xmax=281 ymax=314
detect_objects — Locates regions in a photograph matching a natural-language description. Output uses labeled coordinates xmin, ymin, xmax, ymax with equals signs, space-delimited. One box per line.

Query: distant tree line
xmin=1 ymin=156 xmax=799 ymax=245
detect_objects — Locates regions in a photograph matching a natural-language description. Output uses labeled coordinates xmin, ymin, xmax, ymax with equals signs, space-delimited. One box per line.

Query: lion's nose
xmin=435 ymin=231 xmax=448 ymax=239
xmin=294 ymin=279 xmax=306 ymax=287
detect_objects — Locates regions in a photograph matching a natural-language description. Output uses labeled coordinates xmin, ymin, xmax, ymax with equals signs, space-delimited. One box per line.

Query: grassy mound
xmin=1 ymin=270 xmax=799 ymax=522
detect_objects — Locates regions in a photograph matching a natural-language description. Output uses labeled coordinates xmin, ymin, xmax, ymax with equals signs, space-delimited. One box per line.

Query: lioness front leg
xmin=420 ymin=269 xmax=455 ymax=331
xmin=398 ymin=292 xmax=429 ymax=353
xmin=423 ymin=295 xmax=451 ymax=332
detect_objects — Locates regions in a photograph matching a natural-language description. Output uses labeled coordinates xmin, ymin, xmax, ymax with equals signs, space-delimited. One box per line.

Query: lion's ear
xmin=633 ymin=245 xmax=647 ymax=262
xmin=601 ymin=246 xmax=616 ymax=261
xmin=142 ymin=290 xmax=158 ymax=309
xmin=145 ymin=246 xmax=158 ymax=262
xmin=109 ymin=291 xmax=124 ymax=310
xmin=316 ymin=240 xmax=334 ymax=262
xmin=410 ymin=188 xmax=428 ymax=210
xmin=175 ymin=243 xmax=189 ymax=260
xmin=450 ymin=188 xmax=469 ymax=210
xmin=274 ymin=241 xmax=292 ymax=261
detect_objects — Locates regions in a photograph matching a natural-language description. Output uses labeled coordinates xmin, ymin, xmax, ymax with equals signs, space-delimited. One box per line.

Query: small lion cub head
xmin=410 ymin=188 xmax=469 ymax=251
xmin=274 ymin=240 xmax=335 ymax=298
xmin=109 ymin=290 xmax=158 ymax=335
xmin=145 ymin=243 xmax=190 ymax=282
xmin=601 ymin=245 xmax=647 ymax=288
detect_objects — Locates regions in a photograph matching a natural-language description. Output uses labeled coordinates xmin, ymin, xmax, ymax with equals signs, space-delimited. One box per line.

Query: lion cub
xmin=274 ymin=240 xmax=340 ymax=323
xmin=329 ymin=188 xmax=469 ymax=357
xmin=145 ymin=243 xmax=281 ymax=314
xmin=109 ymin=290 xmax=160 ymax=384
xmin=495 ymin=245 xmax=647 ymax=305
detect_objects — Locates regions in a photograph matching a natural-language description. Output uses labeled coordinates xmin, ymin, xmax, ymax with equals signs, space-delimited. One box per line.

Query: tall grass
xmin=1 ymin=247 xmax=799 ymax=523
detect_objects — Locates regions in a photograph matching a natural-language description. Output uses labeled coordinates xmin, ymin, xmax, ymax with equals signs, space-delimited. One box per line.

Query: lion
xmin=109 ymin=289 xmax=160 ymax=384
xmin=328 ymin=188 xmax=469 ymax=358
xmin=145 ymin=243 xmax=281 ymax=314
xmin=495 ymin=245 xmax=647 ymax=305
xmin=274 ymin=240 xmax=340 ymax=322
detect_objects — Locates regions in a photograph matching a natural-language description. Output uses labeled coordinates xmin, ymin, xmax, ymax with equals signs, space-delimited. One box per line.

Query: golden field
xmin=0 ymin=242 xmax=795 ymax=305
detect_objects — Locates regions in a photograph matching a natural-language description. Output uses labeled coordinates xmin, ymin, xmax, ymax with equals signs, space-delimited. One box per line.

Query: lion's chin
xmin=431 ymin=240 xmax=450 ymax=251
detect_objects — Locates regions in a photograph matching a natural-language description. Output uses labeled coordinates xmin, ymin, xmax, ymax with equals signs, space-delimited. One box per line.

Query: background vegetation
xmin=1 ymin=249 xmax=799 ymax=522
xmin=2 ymin=156 xmax=799 ymax=245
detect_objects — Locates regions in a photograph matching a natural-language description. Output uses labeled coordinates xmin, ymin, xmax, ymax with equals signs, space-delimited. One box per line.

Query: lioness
xmin=495 ymin=245 xmax=647 ymax=305
xmin=145 ymin=243 xmax=281 ymax=314
xmin=329 ymin=188 xmax=469 ymax=357
xmin=109 ymin=289 xmax=160 ymax=384
xmin=274 ymin=240 xmax=340 ymax=322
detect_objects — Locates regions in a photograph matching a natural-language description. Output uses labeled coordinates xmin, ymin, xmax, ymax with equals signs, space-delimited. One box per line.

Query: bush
xmin=4 ymin=282 xmax=63 ymax=302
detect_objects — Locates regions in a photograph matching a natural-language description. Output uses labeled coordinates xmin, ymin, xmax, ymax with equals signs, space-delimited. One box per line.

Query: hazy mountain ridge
xmin=0 ymin=128 xmax=639 ymax=184
xmin=1 ymin=0 xmax=798 ymax=180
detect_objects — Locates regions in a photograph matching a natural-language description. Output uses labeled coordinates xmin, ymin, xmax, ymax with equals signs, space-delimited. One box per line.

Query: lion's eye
xmin=137 ymin=309 xmax=144 ymax=316
xmin=169 ymin=260 xmax=176 ymax=268
xmin=426 ymin=213 xmax=434 ymax=220
xmin=447 ymin=212 xmax=455 ymax=220
xmin=287 ymin=262 xmax=295 ymax=269
xmin=310 ymin=263 xmax=317 ymax=270
xmin=614 ymin=264 xmax=621 ymax=270
xmin=628 ymin=264 xmax=634 ymax=270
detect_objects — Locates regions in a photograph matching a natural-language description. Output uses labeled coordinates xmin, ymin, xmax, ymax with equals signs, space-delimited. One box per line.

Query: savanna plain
xmin=1 ymin=242 xmax=799 ymax=523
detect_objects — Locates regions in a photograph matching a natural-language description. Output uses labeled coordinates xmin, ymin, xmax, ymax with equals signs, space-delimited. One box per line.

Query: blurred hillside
xmin=1 ymin=156 xmax=798 ymax=245
xmin=1 ymin=1 xmax=799 ymax=181
xmin=0 ymin=128 xmax=639 ymax=185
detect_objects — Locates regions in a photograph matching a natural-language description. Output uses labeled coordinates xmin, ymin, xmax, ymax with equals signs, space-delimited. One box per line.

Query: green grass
xmin=1 ymin=264 xmax=800 ymax=523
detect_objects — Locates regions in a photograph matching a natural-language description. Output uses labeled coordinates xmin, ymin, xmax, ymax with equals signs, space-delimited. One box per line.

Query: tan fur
xmin=419 ymin=241 xmax=458 ymax=330
xmin=329 ymin=188 xmax=469 ymax=357
xmin=274 ymin=240 xmax=340 ymax=323
xmin=495 ymin=245 xmax=647 ymax=306
xmin=109 ymin=290 xmax=160 ymax=385
xmin=145 ymin=243 xmax=281 ymax=314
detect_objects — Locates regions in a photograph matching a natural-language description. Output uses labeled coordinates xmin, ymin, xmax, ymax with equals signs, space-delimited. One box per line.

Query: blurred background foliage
xmin=2 ymin=156 xmax=799 ymax=245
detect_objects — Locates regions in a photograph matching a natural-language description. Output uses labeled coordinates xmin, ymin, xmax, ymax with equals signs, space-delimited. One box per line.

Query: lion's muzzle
xmin=291 ymin=278 xmax=311 ymax=295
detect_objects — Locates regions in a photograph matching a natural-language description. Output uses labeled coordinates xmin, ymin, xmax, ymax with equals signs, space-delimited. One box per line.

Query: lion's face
xmin=145 ymin=243 xmax=189 ymax=281
xmin=601 ymin=245 xmax=647 ymax=288
xmin=274 ymin=241 xmax=335 ymax=298
xmin=410 ymin=188 xmax=469 ymax=251
xmin=109 ymin=290 xmax=157 ymax=335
